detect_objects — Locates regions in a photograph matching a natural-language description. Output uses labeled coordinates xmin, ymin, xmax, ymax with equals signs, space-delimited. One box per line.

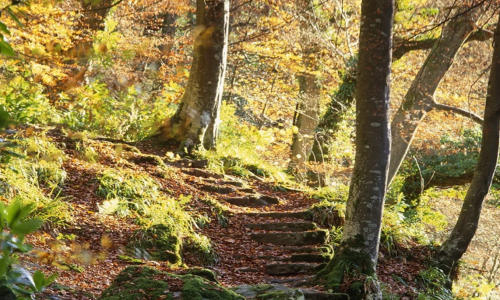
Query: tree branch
xmin=393 ymin=27 xmax=495 ymax=60
xmin=431 ymin=100 xmax=484 ymax=125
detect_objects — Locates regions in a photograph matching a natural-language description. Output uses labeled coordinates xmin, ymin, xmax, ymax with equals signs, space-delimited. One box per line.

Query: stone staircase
xmin=178 ymin=165 xmax=348 ymax=299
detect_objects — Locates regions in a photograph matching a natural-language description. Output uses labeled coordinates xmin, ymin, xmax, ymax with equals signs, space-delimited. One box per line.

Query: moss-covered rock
xmin=129 ymin=224 xmax=182 ymax=264
xmin=185 ymin=268 xmax=218 ymax=283
xmin=100 ymin=266 xmax=244 ymax=300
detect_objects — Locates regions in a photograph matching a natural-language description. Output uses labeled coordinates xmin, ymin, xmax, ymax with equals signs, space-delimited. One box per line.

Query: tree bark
xmin=387 ymin=11 xmax=476 ymax=186
xmin=159 ymin=0 xmax=230 ymax=152
xmin=288 ymin=0 xmax=321 ymax=180
xmin=438 ymin=19 xmax=500 ymax=280
xmin=289 ymin=70 xmax=321 ymax=180
xmin=308 ymin=59 xmax=356 ymax=165
xmin=315 ymin=0 xmax=394 ymax=298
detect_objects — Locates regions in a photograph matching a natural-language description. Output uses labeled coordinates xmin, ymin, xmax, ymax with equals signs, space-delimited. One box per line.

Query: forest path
xmin=19 ymin=128 xmax=429 ymax=299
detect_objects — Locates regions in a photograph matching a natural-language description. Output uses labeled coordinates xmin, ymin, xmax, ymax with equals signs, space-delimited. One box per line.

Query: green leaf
xmin=33 ymin=270 xmax=44 ymax=291
xmin=0 ymin=40 xmax=15 ymax=56
xmin=0 ymin=22 xmax=10 ymax=35
xmin=6 ymin=8 xmax=23 ymax=28
xmin=11 ymin=219 xmax=42 ymax=235
xmin=5 ymin=200 xmax=22 ymax=225
xmin=45 ymin=273 xmax=58 ymax=286
xmin=0 ymin=202 xmax=5 ymax=232
xmin=0 ymin=250 xmax=10 ymax=277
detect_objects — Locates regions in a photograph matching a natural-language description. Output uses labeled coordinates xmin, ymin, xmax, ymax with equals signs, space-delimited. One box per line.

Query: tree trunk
xmin=162 ymin=12 xmax=177 ymax=37
xmin=289 ymin=69 xmax=320 ymax=180
xmin=309 ymin=59 xmax=356 ymax=164
xmin=438 ymin=19 xmax=500 ymax=280
xmin=387 ymin=11 xmax=476 ymax=186
xmin=159 ymin=0 xmax=230 ymax=152
xmin=315 ymin=0 xmax=394 ymax=298
xmin=289 ymin=0 xmax=321 ymax=180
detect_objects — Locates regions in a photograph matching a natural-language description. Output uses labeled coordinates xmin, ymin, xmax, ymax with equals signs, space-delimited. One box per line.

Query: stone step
xmin=288 ymin=253 xmax=331 ymax=263
xmin=242 ymin=211 xmax=312 ymax=220
xmin=181 ymin=168 xmax=224 ymax=179
xmin=260 ymin=253 xmax=331 ymax=263
xmin=265 ymin=263 xmax=326 ymax=275
xmin=302 ymin=290 xmax=349 ymax=300
xmin=245 ymin=222 xmax=317 ymax=232
xmin=250 ymin=230 xmax=328 ymax=246
xmin=200 ymin=184 xmax=236 ymax=194
xmin=282 ymin=246 xmax=333 ymax=254
xmin=224 ymin=195 xmax=280 ymax=207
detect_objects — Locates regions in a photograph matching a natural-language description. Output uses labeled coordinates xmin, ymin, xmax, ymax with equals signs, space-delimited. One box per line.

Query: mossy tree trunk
xmin=289 ymin=70 xmax=321 ymax=180
xmin=160 ymin=0 xmax=230 ymax=153
xmin=316 ymin=0 xmax=394 ymax=298
xmin=308 ymin=58 xmax=356 ymax=163
xmin=289 ymin=0 xmax=321 ymax=180
xmin=387 ymin=10 xmax=476 ymax=186
xmin=438 ymin=19 xmax=500 ymax=280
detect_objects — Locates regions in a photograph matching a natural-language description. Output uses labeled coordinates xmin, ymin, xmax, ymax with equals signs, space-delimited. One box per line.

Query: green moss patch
xmin=100 ymin=266 xmax=244 ymax=300
xmin=129 ymin=224 xmax=182 ymax=264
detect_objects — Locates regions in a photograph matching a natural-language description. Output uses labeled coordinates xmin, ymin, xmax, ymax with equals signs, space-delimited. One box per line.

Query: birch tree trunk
xmin=387 ymin=11 xmax=476 ymax=185
xmin=315 ymin=0 xmax=394 ymax=298
xmin=159 ymin=0 xmax=230 ymax=153
xmin=438 ymin=19 xmax=500 ymax=281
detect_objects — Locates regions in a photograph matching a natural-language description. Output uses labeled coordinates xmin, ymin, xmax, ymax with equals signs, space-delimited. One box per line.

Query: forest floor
xmin=8 ymin=127 xmax=499 ymax=299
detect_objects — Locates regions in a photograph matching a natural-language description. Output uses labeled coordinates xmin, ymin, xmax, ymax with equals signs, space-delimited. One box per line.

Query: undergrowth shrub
xmin=0 ymin=76 xmax=60 ymax=125
xmin=199 ymin=102 xmax=289 ymax=182
xmin=416 ymin=267 xmax=453 ymax=300
xmin=401 ymin=128 xmax=484 ymax=201
xmin=307 ymin=185 xmax=348 ymax=228
xmin=97 ymin=169 xmax=216 ymax=264
xmin=0 ymin=136 xmax=71 ymax=226
xmin=60 ymin=80 xmax=175 ymax=141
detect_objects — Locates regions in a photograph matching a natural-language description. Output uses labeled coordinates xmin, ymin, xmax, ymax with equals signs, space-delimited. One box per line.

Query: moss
xmin=347 ymin=281 xmax=364 ymax=299
xmin=100 ymin=266 xmax=170 ymax=300
xmin=100 ymin=266 xmax=244 ymax=300
xmin=181 ymin=275 xmax=245 ymax=300
xmin=130 ymin=224 xmax=182 ymax=264
xmin=117 ymin=255 xmax=143 ymax=264
xmin=186 ymin=268 xmax=218 ymax=283
xmin=256 ymin=290 xmax=304 ymax=300
xmin=314 ymin=235 xmax=376 ymax=298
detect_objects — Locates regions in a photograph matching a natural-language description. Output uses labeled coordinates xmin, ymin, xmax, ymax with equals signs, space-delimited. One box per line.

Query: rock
xmin=225 ymin=195 xmax=280 ymax=207
xmin=242 ymin=211 xmax=312 ymax=220
xmin=185 ymin=268 xmax=218 ymax=283
xmin=250 ymin=230 xmax=328 ymax=246
xmin=182 ymin=168 xmax=224 ymax=179
xmin=265 ymin=263 xmax=325 ymax=275
xmin=246 ymin=222 xmax=318 ymax=232
xmin=100 ymin=266 xmax=244 ymax=300
xmin=201 ymin=184 xmax=236 ymax=194
xmin=239 ymin=188 xmax=256 ymax=193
